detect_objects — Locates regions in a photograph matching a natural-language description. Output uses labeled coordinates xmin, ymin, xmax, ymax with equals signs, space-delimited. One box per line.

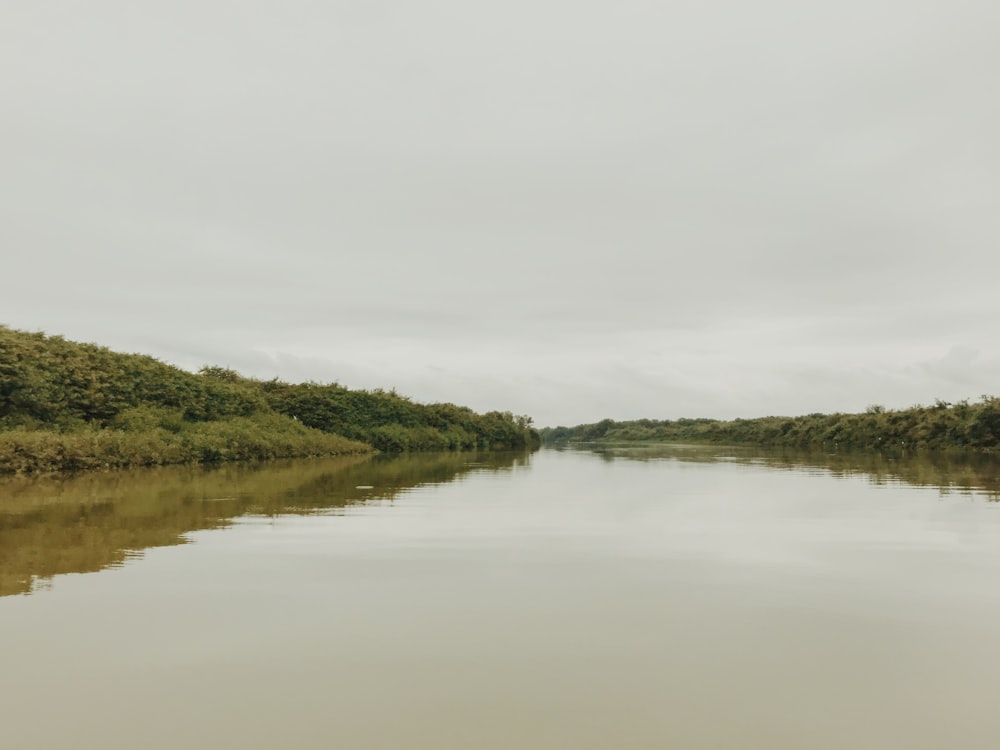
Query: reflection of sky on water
xmin=4 ymin=447 xmax=1000 ymax=749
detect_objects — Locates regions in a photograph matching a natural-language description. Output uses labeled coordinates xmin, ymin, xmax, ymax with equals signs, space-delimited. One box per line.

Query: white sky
xmin=2 ymin=0 xmax=998 ymax=427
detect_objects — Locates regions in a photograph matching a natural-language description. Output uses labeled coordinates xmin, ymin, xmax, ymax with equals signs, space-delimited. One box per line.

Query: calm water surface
xmin=3 ymin=446 xmax=1000 ymax=749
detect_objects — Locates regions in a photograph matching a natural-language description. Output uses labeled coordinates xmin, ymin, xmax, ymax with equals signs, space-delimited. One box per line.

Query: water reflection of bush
xmin=0 ymin=451 xmax=532 ymax=597
xmin=585 ymin=444 xmax=1000 ymax=501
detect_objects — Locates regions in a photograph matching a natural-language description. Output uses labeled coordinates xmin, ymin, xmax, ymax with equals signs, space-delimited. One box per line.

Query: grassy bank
xmin=0 ymin=326 xmax=539 ymax=474
xmin=541 ymin=397 xmax=1000 ymax=453
xmin=0 ymin=413 xmax=370 ymax=474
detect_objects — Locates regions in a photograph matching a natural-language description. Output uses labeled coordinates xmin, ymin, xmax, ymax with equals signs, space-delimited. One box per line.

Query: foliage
xmin=257 ymin=379 xmax=538 ymax=452
xmin=0 ymin=325 xmax=539 ymax=474
xmin=541 ymin=396 xmax=1000 ymax=453
xmin=0 ymin=415 xmax=369 ymax=475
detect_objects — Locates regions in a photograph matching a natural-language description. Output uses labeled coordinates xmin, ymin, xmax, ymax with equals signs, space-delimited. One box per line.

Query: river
xmin=3 ymin=445 xmax=1000 ymax=748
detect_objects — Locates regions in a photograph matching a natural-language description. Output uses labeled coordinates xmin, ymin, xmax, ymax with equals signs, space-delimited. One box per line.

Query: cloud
xmin=2 ymin=0 xmax=998 ymax=426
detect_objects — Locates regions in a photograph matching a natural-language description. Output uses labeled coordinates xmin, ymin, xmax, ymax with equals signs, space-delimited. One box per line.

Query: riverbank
xmin=0 ymin=325 xmax=539 ymax=475
xmin=541 ymin=397 xmax=1000 ymax=453
xmin=0 ymin=414 xmax=372 ymax=475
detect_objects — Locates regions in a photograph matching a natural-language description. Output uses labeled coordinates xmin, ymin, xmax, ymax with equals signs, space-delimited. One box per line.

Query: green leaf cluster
xmin=258 ymin=378 xmax=537 ymax=452
xmin=541 ymin=396 xmax=1000 ymax=453
xmin=0 ymin=325 xmax=539 ymax=474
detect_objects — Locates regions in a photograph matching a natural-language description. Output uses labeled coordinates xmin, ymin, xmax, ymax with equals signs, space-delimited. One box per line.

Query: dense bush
xmin=0 ymin=325 xmax=539 ymax=474
xmin=0 ymin=415 xmax=369 ymax=474
xmin=541 ymin=396 xmax=1000 ymax=453
xmin=258 ymin=379 xmax=537 ymax=451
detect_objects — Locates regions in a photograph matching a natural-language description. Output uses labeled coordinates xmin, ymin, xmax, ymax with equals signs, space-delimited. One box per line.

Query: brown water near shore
xmin=3 ymin=446 xmax=1000 ymax=749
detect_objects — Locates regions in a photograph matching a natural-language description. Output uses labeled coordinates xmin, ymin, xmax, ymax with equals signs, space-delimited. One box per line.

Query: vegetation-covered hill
xmin=541 ymin=398 xmax=1000 ymax=453
xmin=0 ymin=326 xmax=539 ymax=474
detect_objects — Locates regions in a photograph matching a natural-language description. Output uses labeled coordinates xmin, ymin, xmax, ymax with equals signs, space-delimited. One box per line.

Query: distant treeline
xmin=541 ymin=398 xmax=1000 ymax=453
xmin=0 ymin=326 xmax=539 ymax=474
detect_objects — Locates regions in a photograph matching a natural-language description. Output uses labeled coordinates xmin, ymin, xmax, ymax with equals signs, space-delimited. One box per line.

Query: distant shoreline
xmin=540 ymin=398 xmax=1000 ymax=453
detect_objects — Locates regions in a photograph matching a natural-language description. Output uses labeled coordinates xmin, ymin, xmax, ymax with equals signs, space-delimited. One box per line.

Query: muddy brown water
xmin=3 ymin=445 xmax=1000 ymax=749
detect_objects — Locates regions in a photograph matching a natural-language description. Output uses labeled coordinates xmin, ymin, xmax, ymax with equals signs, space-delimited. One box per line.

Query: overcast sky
xmin=2 ymin=1 xmax=998 ymax=427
